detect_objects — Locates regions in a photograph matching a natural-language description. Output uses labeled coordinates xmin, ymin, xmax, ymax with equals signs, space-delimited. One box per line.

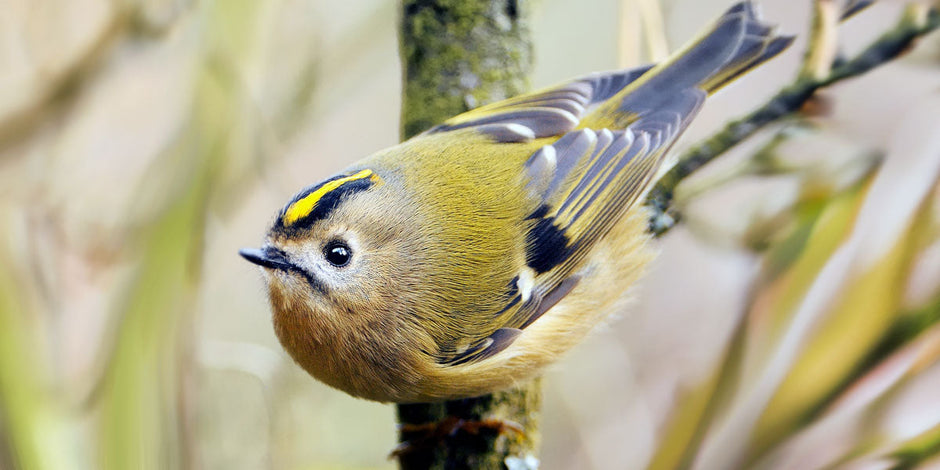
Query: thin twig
xmin=619 ymin=0 xmax=644 ymax=67
xmin=800 ymin=0 xmax=840 ymax=81
xmin=639 ymin=0 xmax=670 ymax=61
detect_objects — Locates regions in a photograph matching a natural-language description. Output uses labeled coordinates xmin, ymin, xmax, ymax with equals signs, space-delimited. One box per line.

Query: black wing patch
xmin=525 ymin=209 xmax=572 ymax=274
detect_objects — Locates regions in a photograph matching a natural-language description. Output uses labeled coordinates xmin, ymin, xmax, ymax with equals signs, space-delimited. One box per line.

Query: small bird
xmin=241 ymin=1 xmax=792 ymax=403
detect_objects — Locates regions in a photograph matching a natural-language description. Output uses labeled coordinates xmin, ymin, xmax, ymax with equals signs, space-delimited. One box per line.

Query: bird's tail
xmin=697 ymin=1 xmax=794 ymax=93
xmin=580 ymin=0 xmax=793 ymax=129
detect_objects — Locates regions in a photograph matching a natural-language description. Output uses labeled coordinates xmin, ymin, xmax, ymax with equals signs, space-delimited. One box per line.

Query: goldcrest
xmin=241 ymin=1 xmax=792 ymax=403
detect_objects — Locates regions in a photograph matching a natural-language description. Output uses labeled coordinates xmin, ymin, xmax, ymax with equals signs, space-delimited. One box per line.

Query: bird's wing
xmin=422 ymin=65 xmax=654 ymax=142
xmin=438 ymin=105 xmax=700 ymax=367
xmin=435 ymin=1 xmax=794 ymax=366
xmin=509 ymin=107 xmax=699 ymax=325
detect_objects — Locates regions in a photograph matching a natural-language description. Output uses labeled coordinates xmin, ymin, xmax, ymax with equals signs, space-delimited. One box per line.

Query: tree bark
xmin=396 ymin=1 xmax=540 ymax=469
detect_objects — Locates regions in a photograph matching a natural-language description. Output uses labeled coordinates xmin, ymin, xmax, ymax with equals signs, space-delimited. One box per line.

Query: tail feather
xmin=700 ymin=2 xmax=796 ymax=93
xmin=580 ymin=0 xmax=792 ymax=129
xmin=702 ymin=34 xmax=794 ymax=92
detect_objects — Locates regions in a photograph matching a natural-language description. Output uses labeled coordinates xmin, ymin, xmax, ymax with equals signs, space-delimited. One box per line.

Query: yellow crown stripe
xmin=283 ymin=169 xmax=377 ymax=226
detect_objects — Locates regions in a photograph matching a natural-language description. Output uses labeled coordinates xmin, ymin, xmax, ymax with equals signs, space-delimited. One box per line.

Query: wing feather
xmin=437 ymin=90 xmax=702 ymax=365
xmin=424 ymin=66 xmax=655 ymax=142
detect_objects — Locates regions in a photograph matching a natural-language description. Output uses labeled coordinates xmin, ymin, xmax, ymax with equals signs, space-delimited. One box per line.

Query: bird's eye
xmin=323 ymin=240 xmax=352 ymax=267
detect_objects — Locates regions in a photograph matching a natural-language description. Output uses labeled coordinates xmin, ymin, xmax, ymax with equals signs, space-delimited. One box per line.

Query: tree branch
xmin=396 ymin=1 xmax=541 ymax=469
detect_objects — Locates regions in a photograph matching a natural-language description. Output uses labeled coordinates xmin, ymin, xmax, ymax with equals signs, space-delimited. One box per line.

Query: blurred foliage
xmin=0 ymin=0 xmax=938 ymax=469
xmin=1 ymin=0 xmax=329 ymax=468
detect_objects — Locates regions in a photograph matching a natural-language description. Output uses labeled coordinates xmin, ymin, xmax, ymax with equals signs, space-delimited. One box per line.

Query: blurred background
xmin=1 ymin=0 xmax=938 ymax=469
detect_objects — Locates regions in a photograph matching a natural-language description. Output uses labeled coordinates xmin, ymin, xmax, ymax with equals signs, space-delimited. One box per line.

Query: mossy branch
xmin=396 ymin=1 xmax=540 ymax=469
xmin=646 ymin=4 xmax=940 ymax=236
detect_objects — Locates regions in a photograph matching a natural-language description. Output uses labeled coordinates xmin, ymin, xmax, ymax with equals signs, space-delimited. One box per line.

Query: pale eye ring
xmin=323 ymin=240 xmax=352 ymax=267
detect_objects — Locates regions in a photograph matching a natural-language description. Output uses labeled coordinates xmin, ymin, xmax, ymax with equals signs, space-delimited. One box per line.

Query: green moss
xmin=398 ymin=0 xmax=532 ymax=139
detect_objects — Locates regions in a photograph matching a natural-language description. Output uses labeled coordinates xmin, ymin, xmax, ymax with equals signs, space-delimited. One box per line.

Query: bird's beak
xmin=239 ymin=246 xmax=294 ymax=271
